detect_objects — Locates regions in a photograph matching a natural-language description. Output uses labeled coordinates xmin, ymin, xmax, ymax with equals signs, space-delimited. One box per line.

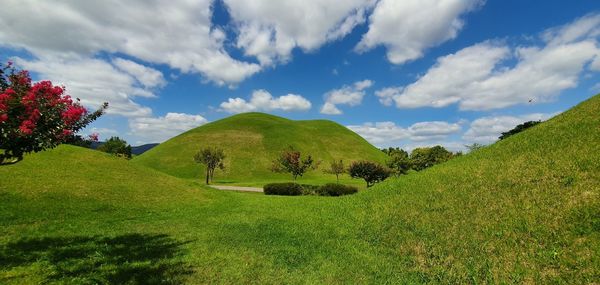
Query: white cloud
xmin=0 ymin=0 xmax=260 ymax=85
xmin=320 ymin=79 xmax=373 ymax=115
xmin=376 ymin=14 xmax=600 ymax=110
xmin=356 ymin=0 xmax=482 ymax=64
xmin=15 ymin=56 xmax=159 ymax=117
xmin=375 ymin=87 xmax=402 ymax=106
xmin=347 ymin=120 xmax=461 ymax=146
xmin=129 ymin=113 xmax=208 ymax=143
xmin=463 ymin=113 xmax=552 ymax=144
xmin=223 ymin=0 xmax=375 ymax=66
xmin=321 ymin=103 xmax=342 ymax=115
xmin=112 ymin=58 xmax=166 ymax=88
xmin=220 ymin=89 xmax=312 ymax=113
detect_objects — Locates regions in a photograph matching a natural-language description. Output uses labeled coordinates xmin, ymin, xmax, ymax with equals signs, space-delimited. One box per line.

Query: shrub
xmin=317 ymin=183 xmax=358 ymax=196
xmin=299 ymin=184 xmax=320 ymax=195
xmin=263 ymin=183 xmax=303 ymax=196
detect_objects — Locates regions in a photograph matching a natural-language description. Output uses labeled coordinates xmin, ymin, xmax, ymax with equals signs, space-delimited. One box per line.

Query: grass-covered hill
xmin=1 ymin=95 xmax=598 ymax=283
xmin=133 ymin=112 xmax=388 ymax=185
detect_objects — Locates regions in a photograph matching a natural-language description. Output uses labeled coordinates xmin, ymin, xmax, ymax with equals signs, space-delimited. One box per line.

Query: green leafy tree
xmin=194 ymin=147 xmax=225 ymax=185
xmin=499 ymin=120 xmax=541 ymax=140
xmin=410 ymin=145 xmax=453 ymax=171
xmin=324 ymin=159 xmax=345 ymax=183
xmin=385 ymin=148 xmax=411 ymax=176
xmin=348 ymin=161 xmax=390 ymax=187
xmin=271 ymin=146 xmax=315 ymax=180
xmin=98 ymin=137 xmax=132 ymax=159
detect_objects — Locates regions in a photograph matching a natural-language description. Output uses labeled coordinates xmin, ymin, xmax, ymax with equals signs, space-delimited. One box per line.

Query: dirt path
xmin=209 ymin=185 xmax=264 ymax=192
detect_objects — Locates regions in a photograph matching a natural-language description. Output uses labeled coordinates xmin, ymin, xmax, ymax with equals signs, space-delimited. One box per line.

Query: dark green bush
xmin=263 ymin=183 xmax=303 ymax=196
xmin=300 ymin=184 xmax=320 ymax=195
xmin=317 ymin=183 xmax=358 ymax=196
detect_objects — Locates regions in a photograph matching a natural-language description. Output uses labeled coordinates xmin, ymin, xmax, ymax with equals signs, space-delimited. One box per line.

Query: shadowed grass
xmin=0 ymin=234 xmax=193 ymax=284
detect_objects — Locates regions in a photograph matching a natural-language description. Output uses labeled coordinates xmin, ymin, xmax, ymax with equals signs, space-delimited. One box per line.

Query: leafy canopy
xmin=194 ymin=147 xmax=225 ymax=184
xmin=410 ymin=145 xmax=454 ymax=171
xmin=384 ymin=148 xmax=411 ymax=176
xmin=348 ymin=160 xmax=390 ymax=187
xmin=271 ymin=146 xmax=315 ymax=180
xmin=499 ymin=120 xmax=541 ymax=140
xmin=98 ymin=136 xmax=132 ymax=159
xmin=0 ymin=62 xmax=107 ymax=164
xmin=324 ymin=159 xmax=345 ymax=183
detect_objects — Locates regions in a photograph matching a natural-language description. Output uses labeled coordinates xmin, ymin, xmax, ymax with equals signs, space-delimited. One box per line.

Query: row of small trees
xmin=193 ymin=146 xmax=392 ymax=187
xmin=269 ymin=147 xmax=391 ymax=187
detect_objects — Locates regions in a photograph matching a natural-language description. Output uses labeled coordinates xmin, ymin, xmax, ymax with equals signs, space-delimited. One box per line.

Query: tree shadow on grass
xmin=0 ymin=233 xmax=193 ymax=284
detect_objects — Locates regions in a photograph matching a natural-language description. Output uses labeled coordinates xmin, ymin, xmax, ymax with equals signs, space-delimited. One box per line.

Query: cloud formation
xmin=129 ymin=113 xmax=208 ymax=143
xmin=356 ymin=0 xmax=482 ymax=64
xmin=15 ymin=57 xmax=158 ymax=117
xmin=224 ymin=0 xmax=374 ymax=66
xmin=321 ymin=80 xmax=373 ymax=115
xmin=0 ymin=0 xmax=260 ymax=85
xmin=463 ymin=113 xmax=553 ymax=144
xmin=375 ymin=13 xmax=600 ymax=110
xmin=220 ymin=90 xmax=312 ymax=113
xmin=347 ymin=120 xmax=462 ymax=147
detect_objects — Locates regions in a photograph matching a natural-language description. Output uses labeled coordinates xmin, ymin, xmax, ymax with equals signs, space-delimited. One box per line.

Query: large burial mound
xmin=133 ymin=112 xmax=388 ymax=184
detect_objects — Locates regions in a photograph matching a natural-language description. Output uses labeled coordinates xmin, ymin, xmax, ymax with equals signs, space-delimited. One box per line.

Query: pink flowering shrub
xmin=0 ymin=62 xmax=108 ymax=163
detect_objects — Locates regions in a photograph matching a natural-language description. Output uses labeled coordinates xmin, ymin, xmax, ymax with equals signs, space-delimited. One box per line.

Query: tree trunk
xmin=205 ymin=167 xmax=210 ymax=185
xmin=336 ymin=174 xmax=339 ymax=183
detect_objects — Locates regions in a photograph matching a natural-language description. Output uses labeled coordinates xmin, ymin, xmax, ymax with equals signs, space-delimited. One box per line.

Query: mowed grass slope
xmin=1 ymin=95 xmax=599 ymax=283
xmin=133 ymin=112 xmax=387 ymax=186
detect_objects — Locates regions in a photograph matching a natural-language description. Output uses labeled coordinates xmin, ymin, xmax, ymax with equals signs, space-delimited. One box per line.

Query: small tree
xmin=499 ymin=120 xmax=541 ymax=140
xmin=271 ymin=146 xmax=315 ymax=180
xmin=325 ymin=159 xmax=345 ymax=183
xmin=194 ymin=147 xmax=225 ymax=185
xmin=348 ymin=161 xmax=390 ymax=187
xmin=0 ymin=62 xmax=107 ymax=164
xmin=98 ymin=136 xmax=132 ymax=158
xmin=385 ymin=148 xmax=411 ymax=176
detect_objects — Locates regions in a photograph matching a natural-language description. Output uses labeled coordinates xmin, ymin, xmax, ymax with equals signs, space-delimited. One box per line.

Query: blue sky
xmin=1 ymin=0 xmax=599 ymax=150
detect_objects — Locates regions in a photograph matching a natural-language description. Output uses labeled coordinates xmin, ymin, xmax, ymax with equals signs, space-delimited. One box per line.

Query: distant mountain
xmin=131 ymin=143 xmax=159 ymax=156
xmin=89 ymin=142 xmax=159 ymax=156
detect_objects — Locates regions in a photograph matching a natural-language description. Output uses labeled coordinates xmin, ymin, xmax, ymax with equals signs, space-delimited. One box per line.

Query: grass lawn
xmin=1 ymin=95 xmax=599 ymax=284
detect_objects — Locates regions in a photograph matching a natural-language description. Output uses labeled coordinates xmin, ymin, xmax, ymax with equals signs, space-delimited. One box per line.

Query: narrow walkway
xmin=209 ymin=185 xmax=264 ymax=193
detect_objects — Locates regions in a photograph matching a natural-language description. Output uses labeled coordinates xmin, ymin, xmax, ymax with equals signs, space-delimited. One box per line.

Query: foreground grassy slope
xmin=133 ymin=112 xmax=387 ymax=185
xmin=1 ymin=95 xmax=599 ymax=283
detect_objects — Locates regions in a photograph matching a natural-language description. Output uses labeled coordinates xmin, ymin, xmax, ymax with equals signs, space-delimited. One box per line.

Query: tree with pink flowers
xmin=0 ymin=62 xmax=108 ymax=164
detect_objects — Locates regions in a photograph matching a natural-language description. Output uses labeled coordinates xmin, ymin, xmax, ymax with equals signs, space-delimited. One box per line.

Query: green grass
xmin=1 ymin=95 xmax=599 ymax=283
xmin=132 ymin=112 xmax=387 ymax=186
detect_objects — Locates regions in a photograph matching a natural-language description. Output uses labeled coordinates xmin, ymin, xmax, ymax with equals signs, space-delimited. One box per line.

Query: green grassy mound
xmin=133 ymin=112 xmax=387 ymax=186
xmin=1 ymin=95 xmax=598 ymax=283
